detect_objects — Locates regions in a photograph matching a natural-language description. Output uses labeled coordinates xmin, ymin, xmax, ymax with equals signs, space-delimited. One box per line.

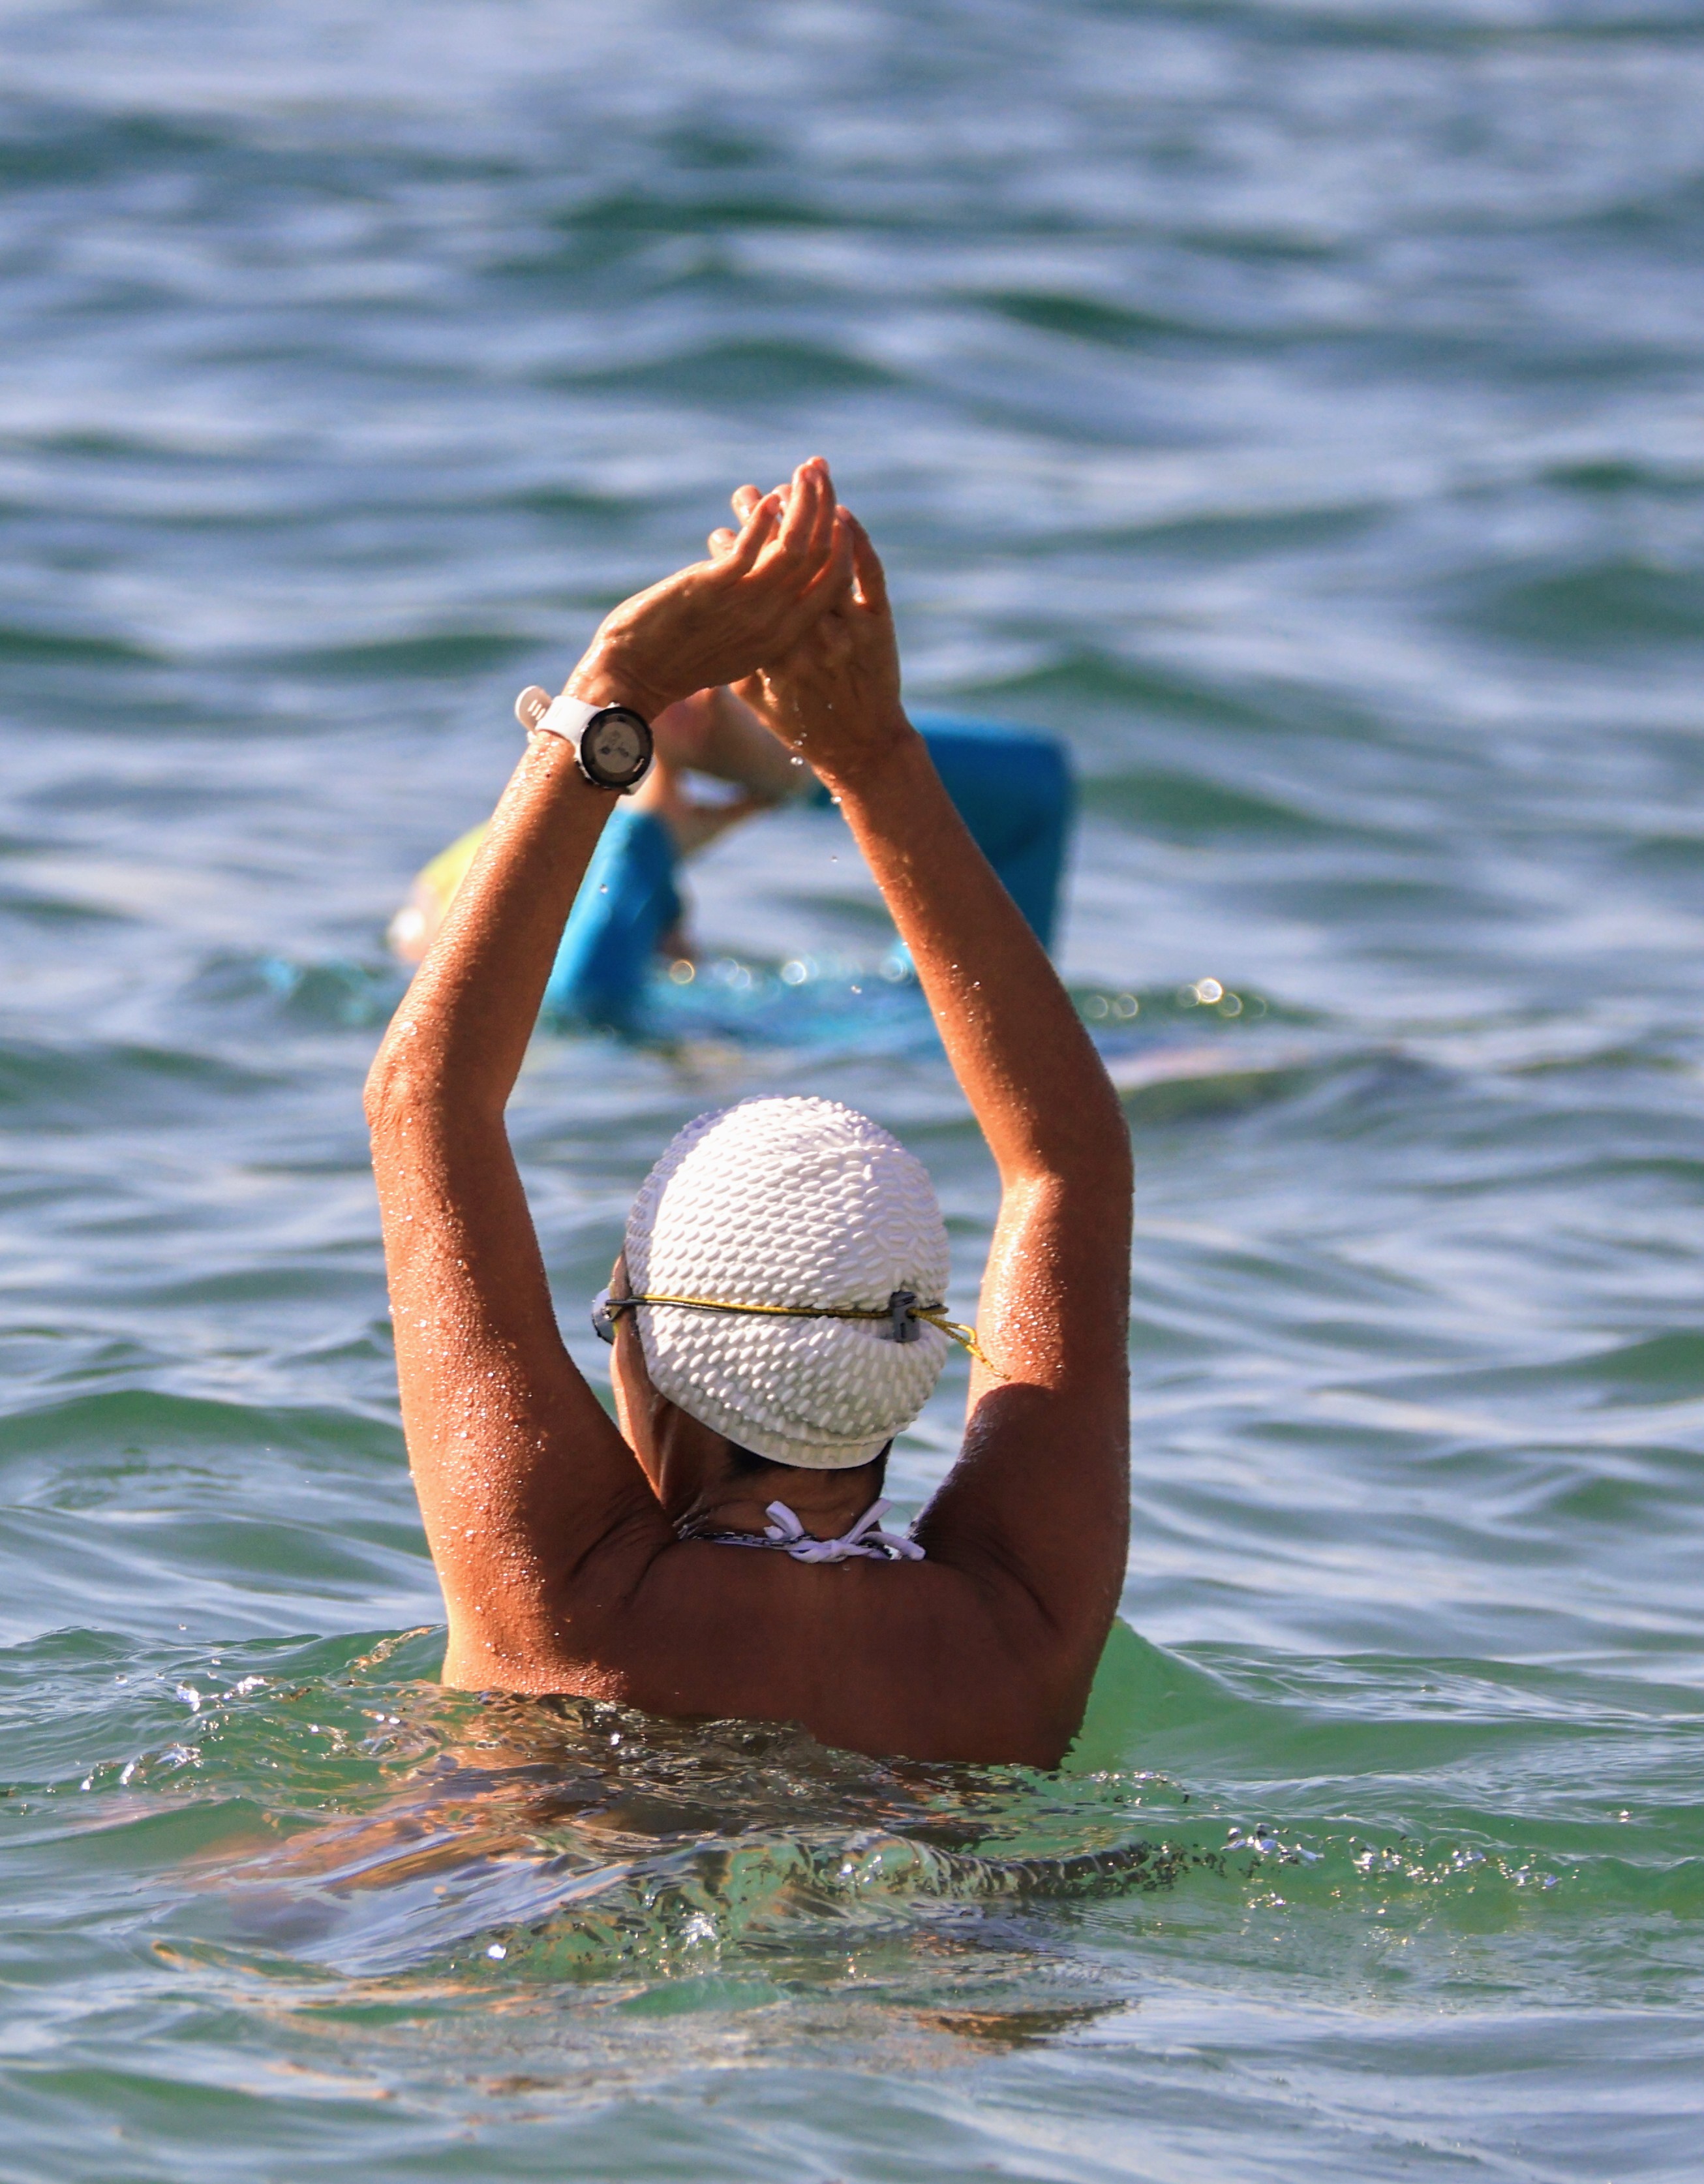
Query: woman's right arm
xmin=737 ymin=517 xmax=1133 ymax=1689
xmin=366 ymin=461 xmax=849 ymax=1688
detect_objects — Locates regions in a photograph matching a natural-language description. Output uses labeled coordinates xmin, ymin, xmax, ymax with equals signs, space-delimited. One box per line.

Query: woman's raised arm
xmin=364 ymin=461 xmax=850 ymax=1688
xmin=735 ymin=514 xmax=1133 ymax=1687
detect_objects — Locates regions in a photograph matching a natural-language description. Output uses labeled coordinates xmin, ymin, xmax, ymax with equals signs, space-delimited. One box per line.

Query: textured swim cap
xmin=622 ymin=1096 xmax=951 ymax=1470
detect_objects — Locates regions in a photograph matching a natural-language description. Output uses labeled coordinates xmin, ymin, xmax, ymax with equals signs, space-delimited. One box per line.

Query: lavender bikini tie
xmin=690 ymin=1498 xmax=924 ymax=1563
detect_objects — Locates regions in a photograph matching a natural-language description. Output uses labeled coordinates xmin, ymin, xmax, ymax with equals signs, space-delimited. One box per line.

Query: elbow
xmin=1104 ymin=1111 xmax=1134 ymax=1196
xmin=364 ymin=1025 xmax=502 ymax=1148
xmin=1086 ymin=1059 xmax=1134 ymax=1194
xmin=1103 ymin=1127 xmax=1135 ymax=1223
xmin=1056 ymin=1073 xmax=1133 ymax=1196
xmin=1002 ymin=1100 xmax=1132 ymax=1203
xmin=364 ymin=1031 xmax=434 ymax=1141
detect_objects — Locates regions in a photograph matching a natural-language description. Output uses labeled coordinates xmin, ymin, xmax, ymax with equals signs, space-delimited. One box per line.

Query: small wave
xmin=252 ymin=630 xmax=526 ymax=679
xmin=543 ymin=183 xmax=839 ymax=243
xmin=978 ymin=290 xmax=1227 ymax=349
xmin=188 ymin=952 xmax=404 ymax=1030
xmin=0 ymin=1035 xmax=282 ymax=1127
xmin=1462 ymin=555 xmax=1704 ymax=650
xmin=553 ymin=337 xmax=902 ymax=400
xmin=0 ymin=621 xmax=159 ymax=667
xmin=960 ymin=646 xmax=1290 ymax=734
xmin=0 ymin=1388 xmax=402 ymax=1499
xmin=1089 ymin=765 xmax=1341 ymax=840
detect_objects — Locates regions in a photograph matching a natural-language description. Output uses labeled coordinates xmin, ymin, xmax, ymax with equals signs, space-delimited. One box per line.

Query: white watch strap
xmin=513 ymin=684 xmax=652 ymax=793
xmin=516 ymin=688 xmax=599 ymax=745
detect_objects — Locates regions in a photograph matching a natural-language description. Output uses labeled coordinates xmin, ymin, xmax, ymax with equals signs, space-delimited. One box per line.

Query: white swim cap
xmin=622 ymin=1096 xmax=952 ymax=1470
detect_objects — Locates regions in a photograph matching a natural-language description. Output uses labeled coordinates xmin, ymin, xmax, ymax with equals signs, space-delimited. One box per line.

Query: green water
xmin=5 ymin=1 xmax=1704 ymax=2176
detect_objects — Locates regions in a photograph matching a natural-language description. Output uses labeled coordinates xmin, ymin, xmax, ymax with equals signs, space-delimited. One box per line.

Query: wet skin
xmin=364 ymin=459 xmax=1133 ymax=1766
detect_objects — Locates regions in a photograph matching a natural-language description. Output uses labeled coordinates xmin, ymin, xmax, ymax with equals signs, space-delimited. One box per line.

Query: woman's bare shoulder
xmin=525 ymin=1537 xmax=1085 ymax=1765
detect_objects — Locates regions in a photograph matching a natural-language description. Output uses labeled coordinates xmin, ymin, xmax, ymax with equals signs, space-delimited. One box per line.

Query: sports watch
xmin=515 ymin=684 xmax=654 ymax=792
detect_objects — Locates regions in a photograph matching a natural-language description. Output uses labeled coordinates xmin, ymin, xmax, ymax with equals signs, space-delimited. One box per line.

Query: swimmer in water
xmin=386 ymin=679 xmax=809 ymax=971
xmin=388 ymin=676 xmax=1075 ymax=1028
xmin=364 ymin=458 xmax=1132 ymax=1766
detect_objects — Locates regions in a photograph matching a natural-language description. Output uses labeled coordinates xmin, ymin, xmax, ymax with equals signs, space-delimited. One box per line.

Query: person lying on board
xmin=388 ymin=679 xmax=1073 ymax=1030
xmin=365 ymin=457 xmax=1132 ymax=1766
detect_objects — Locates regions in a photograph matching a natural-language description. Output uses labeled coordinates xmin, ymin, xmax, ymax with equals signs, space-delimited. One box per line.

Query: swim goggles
xmin=590 ymin=1285 xmax=996 ymax=1371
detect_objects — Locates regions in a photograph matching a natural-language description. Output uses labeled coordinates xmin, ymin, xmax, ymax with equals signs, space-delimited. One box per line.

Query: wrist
xmin=809 ymin=711 xmax=924 ymax=800
xmin=564 ymin=640 xmax=672 ymax=721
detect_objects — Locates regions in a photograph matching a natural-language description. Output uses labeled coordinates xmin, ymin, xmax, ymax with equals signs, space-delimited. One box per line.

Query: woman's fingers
xmin=717 ymin=489 xmax=782 ymax=574
xmin=707 ymin=463 xmax=851 ymax=670
xmin=768 ymin=464 xmax=813 ymax=560
xmin=844 ymin=510 xmax=889 ymax=615
xmin=800 ymin=461 xmax=840 ymax=570
xmin=767 ymin=515 xmax=857 ymax=654
xmin=774 ymin=457 xmax=830 ymax=563
xmin=796 ymin=508 xmax=857 ymax=609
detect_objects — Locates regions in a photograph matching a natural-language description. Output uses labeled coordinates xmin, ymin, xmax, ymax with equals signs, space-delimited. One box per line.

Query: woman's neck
xmin=684 ymin=1466 xmax=879 ymax=1542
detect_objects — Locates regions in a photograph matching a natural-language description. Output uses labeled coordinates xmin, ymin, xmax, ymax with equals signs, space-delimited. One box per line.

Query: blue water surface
xmin=3 ymin=2 xmax=1704 ymax=2178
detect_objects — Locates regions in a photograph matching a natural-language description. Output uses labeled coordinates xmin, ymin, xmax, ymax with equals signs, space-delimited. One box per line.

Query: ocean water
xmin=3 ymin=0 xmax=1704 ymax=2176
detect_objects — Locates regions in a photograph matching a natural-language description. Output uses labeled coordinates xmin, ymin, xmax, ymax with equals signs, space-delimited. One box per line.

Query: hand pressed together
xmin=710 ymin=487 xmax=917 ymax=793
xmin=567 ymin=457 xmax=853 ymax=719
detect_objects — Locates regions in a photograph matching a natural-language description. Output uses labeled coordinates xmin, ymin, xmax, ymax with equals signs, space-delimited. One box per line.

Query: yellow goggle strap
xmin=600 ymin=1287 xmax=999 ymax=1375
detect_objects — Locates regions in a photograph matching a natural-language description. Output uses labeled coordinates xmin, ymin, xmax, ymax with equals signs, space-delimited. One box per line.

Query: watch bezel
xmin=577 ymin=703 xmax=654 ymax=791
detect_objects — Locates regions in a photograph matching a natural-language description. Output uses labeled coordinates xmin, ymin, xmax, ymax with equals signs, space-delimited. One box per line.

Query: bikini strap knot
xmin=762 ymin=1498 xmax=924 ymax=1563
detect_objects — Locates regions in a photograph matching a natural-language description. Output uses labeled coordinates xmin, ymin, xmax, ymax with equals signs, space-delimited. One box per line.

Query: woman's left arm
xmin=365 ymin=460 xmax=848 ymax=1688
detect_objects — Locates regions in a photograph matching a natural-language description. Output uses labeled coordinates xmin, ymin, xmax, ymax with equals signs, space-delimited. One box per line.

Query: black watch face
xmin=583 ymin=707 xmax=652 ymax=788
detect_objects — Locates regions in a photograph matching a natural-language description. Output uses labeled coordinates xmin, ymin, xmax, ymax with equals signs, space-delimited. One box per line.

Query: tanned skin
xmin=365 ymin=457 xmax=1133 ymax=1768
